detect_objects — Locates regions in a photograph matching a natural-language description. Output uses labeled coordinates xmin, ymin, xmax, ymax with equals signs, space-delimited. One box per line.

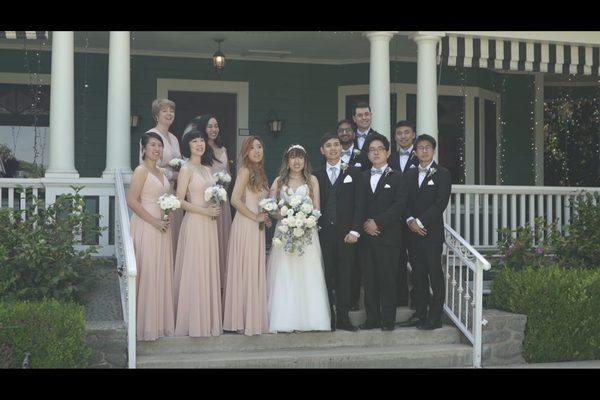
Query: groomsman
xmin=337 ymin=119 xmax=363 ymax=169
xmin=359 ymin=133 xmax=408 ymax=331
xmin=397 ymin=134 xmax=451 ymax=330
xmin=388 ymin=121 xmax=420 ymax=308
xmin=316 ymin=133 xmax=364 ymax=331
xmin=351 ymin=102 xmax=379 ymax=171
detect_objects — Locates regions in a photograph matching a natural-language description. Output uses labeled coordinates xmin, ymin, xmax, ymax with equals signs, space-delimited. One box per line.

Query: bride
xmin=267 ymin=144 xmax=331 ymax=333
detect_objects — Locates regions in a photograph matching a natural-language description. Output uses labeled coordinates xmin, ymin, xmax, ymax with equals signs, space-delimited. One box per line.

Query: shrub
xmin=488 ymin=265 xmax=600 ymax=362
xmin=0 ymin=299 xmax=91 ymax=368
xmin=0 ymin=187 xmax=103 ymax=303
xmin=497 ymin=217 xmax=557 ymax=270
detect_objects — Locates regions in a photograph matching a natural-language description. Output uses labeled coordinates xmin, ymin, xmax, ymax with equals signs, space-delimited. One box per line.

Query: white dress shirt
xmin=370 ymin=164 xmax=387 ymax=193
xmin=398 ymin=145 xmax=414 ymax=172
xmin=326 ymin=160 xmax=359 ymax=238
xmin=356 ymin=128 xmax=370 ymax=150
xmin=340 ymin=144 xmax=354 ymax=165
xmin=407 ymin=161 xmax=434 ymax=229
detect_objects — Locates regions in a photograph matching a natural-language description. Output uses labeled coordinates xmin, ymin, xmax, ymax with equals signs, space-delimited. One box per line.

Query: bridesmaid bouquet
xmin=213 ymin=171 xmax=232 ymax=188
xmin=204 ymin=184 xmax=228 ymax=220
xmin=157 ymin=194 xmax=181 ymax=220
xmin=258 ymin=197 xmax=278 ymax=231
xmin=168 ymin=158 xmax=186 ymax=171
xmin=272 ymin=195 xmax=321 ymax=256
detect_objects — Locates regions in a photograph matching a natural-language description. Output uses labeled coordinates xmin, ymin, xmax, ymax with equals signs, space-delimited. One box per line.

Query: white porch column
xmin=365 ymin=31 xmax=396 ymax=140
xmin=45 ymin=31 xmax=79 ymax=178
xmin=103 ymin=31 xmax=132 ymax=178
xmin=410 ymin=32 xmax=445 ymax=162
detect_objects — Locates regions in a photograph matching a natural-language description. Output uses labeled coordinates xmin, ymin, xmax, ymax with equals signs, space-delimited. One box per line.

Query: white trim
xmin=157 ymin=79 xmax=249 ymax=159
xmin=544 ymin=81 xmax=600 ymax=87
xmin=0 ymin=72 xmax=50 ymax=85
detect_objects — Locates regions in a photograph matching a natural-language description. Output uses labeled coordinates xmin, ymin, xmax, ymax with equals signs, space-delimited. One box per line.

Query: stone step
xmin=136 ymin=343 xmax=474 ymax=368
xmin=348 ymin=306 xmax=414 ymax=327
xmin=136 ymin=325 xmax=460 ymax=356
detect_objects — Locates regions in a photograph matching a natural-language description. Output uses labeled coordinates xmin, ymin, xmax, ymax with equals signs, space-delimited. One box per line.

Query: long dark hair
xmin=140 ymin=131 xmax=164 ymax=160
xmin=276 ymin=144 xmax=314 ymax=199
xmin=181 ymin=129 xmax=215 ymax=167
xmin=197 ymin=114 xmax=224 ymax=165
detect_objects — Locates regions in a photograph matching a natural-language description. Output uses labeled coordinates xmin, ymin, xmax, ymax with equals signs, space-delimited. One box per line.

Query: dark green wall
xmin=0 ymin=49 xmax=535 ymax=184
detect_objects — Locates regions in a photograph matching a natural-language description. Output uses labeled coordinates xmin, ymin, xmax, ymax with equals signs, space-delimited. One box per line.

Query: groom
xmin=359 ymin=133 xmax=408 ymax=331
xmin=316 ymin=133 xmax=364 ymax=331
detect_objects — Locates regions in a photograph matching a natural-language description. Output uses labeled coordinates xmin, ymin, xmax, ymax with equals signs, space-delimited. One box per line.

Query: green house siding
xmin=0 ymin=49 xmax=535 ymax=184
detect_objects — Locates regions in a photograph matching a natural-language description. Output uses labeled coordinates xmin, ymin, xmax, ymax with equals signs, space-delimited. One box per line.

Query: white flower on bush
xmin=290 ymin=195 xmax=302 ymax=208
xmin=280 ymin=205 xmax=289 ymax=215
xmin=272 ymin=237 xmax=283 ymax=247
xmin=278 ymin=225 xmax=289 ymax=233
xmin=293 ymin=227 xmax=305 ymax=238
xmin=300 ymin=203 xmax=313 ymax=214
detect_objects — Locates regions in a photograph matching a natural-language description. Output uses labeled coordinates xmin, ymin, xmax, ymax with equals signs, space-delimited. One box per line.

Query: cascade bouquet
xmin=272 ymin=189 xmax=321 ymax=256
xmin=168 ymin=158 xmax=186 ymax=171
xmin=213 ymin=171 xmax=232 ymax=187
xmin=157 ymin=194 xmax=181 ymax=220
xmin=204 ymin=184 xmax=228 ymax=220
xmin=257 ymin=197 xmax=278 ymax=231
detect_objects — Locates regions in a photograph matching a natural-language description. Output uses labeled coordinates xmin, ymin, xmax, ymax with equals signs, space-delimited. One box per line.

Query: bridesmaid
xmin=223 ymin=136 xmax=271 ymax=336
xmin=142 ymin=99 xmax=183 ymax=252
xmin=126 ymin=132 xmax=175 ymax=341
xmin=173 ymin=129 xmax=223 ymax=337
xmin=198 ymin=114 xmax=233 ymax=293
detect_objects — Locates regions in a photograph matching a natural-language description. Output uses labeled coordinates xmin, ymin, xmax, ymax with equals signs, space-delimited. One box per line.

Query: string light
xmin=458 ymin=66 xmax=466 ymax=184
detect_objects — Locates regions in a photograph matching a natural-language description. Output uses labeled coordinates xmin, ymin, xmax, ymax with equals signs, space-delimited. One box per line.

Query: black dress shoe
xmin=381 ymin=324 xmax=395 ymax=331
xmin=417 ymin=321 xmax=442 ymax=330
xmin=396 ymin=315 xmax=423 ymax=328
xmin=336 ymin=321 xmax=358 ymax=332
xmin=359 ymin=321 xmax=381 ymax=330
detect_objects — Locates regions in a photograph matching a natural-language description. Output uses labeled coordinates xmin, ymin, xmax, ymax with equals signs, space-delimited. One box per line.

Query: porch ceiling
xmin=0 ymin=31 xmax=419 ymax=64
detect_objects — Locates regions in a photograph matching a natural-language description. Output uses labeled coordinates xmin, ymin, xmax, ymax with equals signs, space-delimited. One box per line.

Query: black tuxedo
xmin=360 ymin=166 xmax=408 ymax=327
xmin=388 ymin=148 xmax=420 ymax=306
xmin=404 ymin=162 xmax=452 ymax=325
xmin=352 ymin=128 xmax=379 ymax=171
xmin=316 ymin=163 xmax=364 ymax=324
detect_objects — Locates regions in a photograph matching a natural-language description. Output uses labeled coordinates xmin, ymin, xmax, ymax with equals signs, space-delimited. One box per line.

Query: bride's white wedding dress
xmin=267 ymin=184 xmax=331 ymax=333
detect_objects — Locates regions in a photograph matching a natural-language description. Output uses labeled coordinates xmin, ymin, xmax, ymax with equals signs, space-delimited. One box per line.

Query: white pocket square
xmin=410 ymin=164 xmax=416 ymax=169
xmin=343 ymin=175 xmax=353 ymax=183
xmin=384 ymin=184 xmax=391 ymax=189
xmin=355 ymin=163 xmax=362 ymax=167
xmin=427 ymin=180 xmax=435 ymax=186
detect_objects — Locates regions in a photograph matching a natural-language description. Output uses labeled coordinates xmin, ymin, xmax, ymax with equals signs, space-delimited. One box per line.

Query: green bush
xmin=0 ymin=187 xmax=103 ymax=303
xmin=488 ymin=265 xmax=600 ymax=362
xmin=497 ymin=217 xmax=558 ymax=270
xmin=554 ymin=191 xmax=600 ymax=269
xmin=0 ymin=299 xmax=91 ymax=368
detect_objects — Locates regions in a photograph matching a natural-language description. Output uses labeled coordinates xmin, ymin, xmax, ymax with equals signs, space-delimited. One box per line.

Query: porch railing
xmin=114 ymin=169 xmax=137 ymax=368
xmin=443 ymin=223 xmax=491 ymax=368
xmin=445 ymin=185 xmax=600 ymax=250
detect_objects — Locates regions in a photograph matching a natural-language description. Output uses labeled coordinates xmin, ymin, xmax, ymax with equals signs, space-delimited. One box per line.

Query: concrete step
xmin=137 ymin=343 xmax=474 ymax=368
xmin=137 ymin=325 xmax=460 ymax=356
xmin=348 ymin=306 xmax=414 ymax=327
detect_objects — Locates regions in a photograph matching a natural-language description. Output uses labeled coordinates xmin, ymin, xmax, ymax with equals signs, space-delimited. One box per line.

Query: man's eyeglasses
xmin=337 ymin=128 xmax=353 ymax=133
xmin=368 ymin=146 xmax=386 ymax=154
xmin=416 ymin=145 xmax=433 ymax=151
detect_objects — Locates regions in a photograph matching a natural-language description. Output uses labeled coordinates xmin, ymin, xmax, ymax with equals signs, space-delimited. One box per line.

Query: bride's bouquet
xmin=258 ymin=197 xmax=278 ymax=231
xmin=168 ymin=158 xmax=186 ymax=171
xmin=157 ymin=194 xmax=181 ymax=220
xmin=272 ymin=193 xmax=321 ymax=256
xmin=204 ymin=184 xmax=228 ymax=220
xmin=213 ymin=171 xmax=232 ymax=188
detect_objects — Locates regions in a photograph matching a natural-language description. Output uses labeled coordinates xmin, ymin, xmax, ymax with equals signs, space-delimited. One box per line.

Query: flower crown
xmin=286 ymin=144 xmax=306 ymax=154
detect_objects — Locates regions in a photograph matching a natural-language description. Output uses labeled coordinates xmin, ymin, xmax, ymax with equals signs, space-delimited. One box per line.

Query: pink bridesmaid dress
xmin=173 ymin=165 xmax=222 ymax=337
xmin=209 ymin=147 xmax=233 ymax=291
xmin=223 ymin=186 xmax=269 ymax=336
xmin=130 ymin=168 xmax=175 ymax=341
xmin=142 ymin=128 xmax=184 ymax=252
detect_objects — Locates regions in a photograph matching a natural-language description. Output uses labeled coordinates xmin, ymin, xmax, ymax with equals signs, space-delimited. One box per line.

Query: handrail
xmin=452 ymin=184 xmax=600 ymax=195
xmin=443 ymin=223 xmax=490 ymax=368
xmin=114 ymin=169 xmax=137 ymax=368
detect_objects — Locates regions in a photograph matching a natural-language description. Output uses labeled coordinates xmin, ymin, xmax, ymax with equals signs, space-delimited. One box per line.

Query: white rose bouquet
xmin=157 ymin=193 xmax=181 ymax=221
xmin=258 ymin=197 xmax=278 ymax=231
xmin=271 ymin=189 xmax=322 ymax=256
xmin=204 ymin=184 xmax=228 ymax=220
xmin=213 ymin=171 xmax=232 ymax=188
xmin=168 ymin=158 xmax=186 ymax=171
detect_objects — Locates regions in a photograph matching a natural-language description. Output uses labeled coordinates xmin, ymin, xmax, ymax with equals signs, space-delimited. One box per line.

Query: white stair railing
xmin=114 ymin=169 xmax=137 ymax=368
xmin=443 ymin=224 xmax=491 ymax=368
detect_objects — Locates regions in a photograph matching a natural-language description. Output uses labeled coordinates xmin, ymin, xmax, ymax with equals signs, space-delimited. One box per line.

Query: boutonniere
xmin=427 ymin=167 xmax=437 ymax=179
xmin=384 ymin=166 xmax=393 ymax=177
xmin=353 ymin=149 xmax=361 ymax=157
xmin=410 ymin=150 xmax=416 ymax=159
xmin=340 ymin=162 xmax=349 ymax=173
